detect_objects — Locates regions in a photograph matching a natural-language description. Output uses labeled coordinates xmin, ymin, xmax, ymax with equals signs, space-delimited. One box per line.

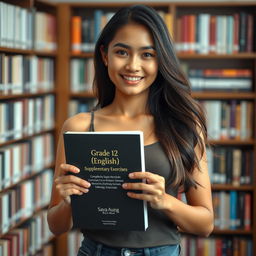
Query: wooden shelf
xmin=175 ymin=2 xmax=256 ymax=7
xmin=0 ymin=47 xmax=57 ymax=56
xmin=34 ymin=0 xmax=57 ymax=7
xmin=0 ymin=163 xmax=55 ymax=194
xmin=70 ymin=52 xmax=94 ymax=58
xmin=0 ymin=203 xmax=49 ymax=237
xmin=0 ymin=1 xmax=57 ymax=255
xmin=69 ymin=2 xmax=171 ymax=7
xmin=70 ymin=91 xmax=95 ymax=98
xmin=0 ymin=128 xmax=55 ymax=147
xmin=212 ymin=184 xmax=254 ymax=191
xmin=0 ymin=90 xmax=56 ymax=100
xmin=178 ymin=53 xmax=256 ymax=59
xmin=192 ymin=92 xmax=255 ymax=100
xmin=212 ymin=229 xmax=253 ymax=235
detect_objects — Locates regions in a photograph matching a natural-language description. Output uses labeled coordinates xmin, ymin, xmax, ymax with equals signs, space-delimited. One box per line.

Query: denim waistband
xmin=78 ymin=237 xmax=180 ymax=256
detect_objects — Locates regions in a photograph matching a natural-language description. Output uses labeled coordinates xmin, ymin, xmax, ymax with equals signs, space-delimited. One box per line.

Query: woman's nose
xmin=125 ymin=56 xmax=140 ymax=72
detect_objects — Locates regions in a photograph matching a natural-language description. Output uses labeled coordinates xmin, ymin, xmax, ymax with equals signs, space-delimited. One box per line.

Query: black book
xmin=63 ymin=131 xmax=148 ymax=231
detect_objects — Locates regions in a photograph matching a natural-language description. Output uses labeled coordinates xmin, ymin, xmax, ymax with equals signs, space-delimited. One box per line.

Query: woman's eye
xmin=143 ymin=52 xmax=154 ymax=58
xmin=116 ymin=50 xmax=127 ymax=56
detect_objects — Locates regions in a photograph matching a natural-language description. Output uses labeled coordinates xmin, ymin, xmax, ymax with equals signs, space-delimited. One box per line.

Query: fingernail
xmin=129 ymin=173 xmax=134 ymax=178
xmin=75 ymin=168 xmax=80 ymax=173
xmin=84 ymin=182 xmax=90 ymax=187
xmin=122 ymin=183 xmax=127 ymax=188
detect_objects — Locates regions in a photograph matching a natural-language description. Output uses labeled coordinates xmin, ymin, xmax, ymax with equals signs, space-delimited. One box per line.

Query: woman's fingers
xmin=122 ymin=171 xmax=167 ymax=209
xmin=55 ymin=164 xmax=91 ymax=202
xmin=122 ymin=182 xmax=163 ymax=195
xmin=56 ymin=183 xmax=89 ymax=196
xmin=122 ymin=171 xmax=165 ymax=192
xmin=55 ymin=174 xmax=91 ymax=188
xmin=60 ymin=163 xmax=80 ymax=174
xmin=128 ymin=172 xmax=165 ymax=184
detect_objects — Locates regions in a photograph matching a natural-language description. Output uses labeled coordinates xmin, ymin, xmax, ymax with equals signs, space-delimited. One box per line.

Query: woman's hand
xmin=122 ymin=172 xmax=167 ymax=210
xmin=55 ymin=164 xmax=91 ymax=204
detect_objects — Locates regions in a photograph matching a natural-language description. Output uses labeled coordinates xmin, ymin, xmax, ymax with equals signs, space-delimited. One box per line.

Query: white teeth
xmin=123 ymin=76 xmax=142 ymax=81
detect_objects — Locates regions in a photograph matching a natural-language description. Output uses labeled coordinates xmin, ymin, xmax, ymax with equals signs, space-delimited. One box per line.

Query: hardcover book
xmin=63 ymin=131 xmax=148 ymax=231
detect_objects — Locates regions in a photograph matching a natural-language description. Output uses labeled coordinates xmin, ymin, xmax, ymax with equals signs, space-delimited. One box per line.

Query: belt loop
xmin=95 ymin=243 xmax=102 ymax=256
xmin=143 ymin=248 xmax=150 ymax=256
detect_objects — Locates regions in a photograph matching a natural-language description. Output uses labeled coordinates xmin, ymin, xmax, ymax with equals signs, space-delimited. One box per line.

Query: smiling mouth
xmin=121 ymin=75 xmax=144 ymax=82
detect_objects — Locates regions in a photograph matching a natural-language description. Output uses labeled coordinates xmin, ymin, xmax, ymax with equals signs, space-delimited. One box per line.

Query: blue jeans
xmin=77 ymin=237 xmax=180 ymax=256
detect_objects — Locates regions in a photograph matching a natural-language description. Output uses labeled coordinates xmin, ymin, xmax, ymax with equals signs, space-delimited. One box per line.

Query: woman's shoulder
xmin=61 ymin=112 xmax=92 ymax=132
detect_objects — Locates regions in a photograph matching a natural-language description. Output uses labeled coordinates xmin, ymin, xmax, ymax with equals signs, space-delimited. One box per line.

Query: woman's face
xmin=102 ymin=23 xmax=158 ymax=97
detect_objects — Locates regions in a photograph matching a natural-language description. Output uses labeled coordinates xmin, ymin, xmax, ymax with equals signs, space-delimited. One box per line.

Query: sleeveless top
xmin=81 ymin=112 xmax=180 ymax=248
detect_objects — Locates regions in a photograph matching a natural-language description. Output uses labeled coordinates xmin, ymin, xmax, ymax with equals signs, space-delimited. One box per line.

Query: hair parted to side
xmin=93 ymin=4 xmax=207 ymax=192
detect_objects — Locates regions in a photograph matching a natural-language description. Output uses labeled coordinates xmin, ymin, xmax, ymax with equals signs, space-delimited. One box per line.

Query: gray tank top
xmin=82 ymin=112 xmax=180 ymax=248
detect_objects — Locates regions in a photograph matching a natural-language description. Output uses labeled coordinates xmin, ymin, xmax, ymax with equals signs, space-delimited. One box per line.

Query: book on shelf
xmin=207 ymin=146 xmax=253 ymax=185
xmin=212 ymin=191 xmax=251 ymax=231
xmin=200 ymin=100 xmax=253 ymax=141
xmin=0 ymin=210 xmax=54 ymax=255
xmin=176 ymin=12 xmax=254 ymax=54
xmin=181 ymin=236 xmax=253 ymax=256
xmin=0 ymin=169 xmax=53 ymax=235
xmin=0 ymin=2 xmax=56 ymax=51
xmin=70 ymin=58 xmax=94 ymax=93
xmin=68 ymin=99 xmax=96 ymax=117
xmin=71 ymin=9 xmax=171 ymax=53
xmin=63 ymin=131 xmax=148 ymax=231
xmin=0 ymin=54 xmax=54 ymax=95
xmin=188 ymin=69 xmax=252 ymax=92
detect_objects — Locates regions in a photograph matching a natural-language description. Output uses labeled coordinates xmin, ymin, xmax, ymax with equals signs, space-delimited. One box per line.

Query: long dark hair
xmin=93 ymin=5 xmax=207 ymax=191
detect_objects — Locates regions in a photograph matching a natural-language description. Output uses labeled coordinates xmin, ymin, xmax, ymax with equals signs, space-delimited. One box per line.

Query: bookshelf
xmin=0 ymin=0 xmax=57 ymax=255
xmin=54 ymin=1 xmax=256 ymax=256
xmin=0 ymin=0 xmax=253 ymax=255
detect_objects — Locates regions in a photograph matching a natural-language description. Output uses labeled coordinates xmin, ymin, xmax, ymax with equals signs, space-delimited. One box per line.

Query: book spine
xmin=71 ymin=16 xmax=82 ymax=53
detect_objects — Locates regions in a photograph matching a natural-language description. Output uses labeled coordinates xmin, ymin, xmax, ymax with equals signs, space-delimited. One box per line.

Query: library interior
xmin=0 ymin=0 xmax=255 ymax=255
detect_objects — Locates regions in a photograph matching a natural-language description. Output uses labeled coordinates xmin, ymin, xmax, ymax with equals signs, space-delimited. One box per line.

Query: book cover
xmin=63 ymin=131 xmax=148 ymax=231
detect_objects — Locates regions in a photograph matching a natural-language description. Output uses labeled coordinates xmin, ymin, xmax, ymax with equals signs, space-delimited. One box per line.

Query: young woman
xmin=47 ymin=5 xmax=214 ymax=256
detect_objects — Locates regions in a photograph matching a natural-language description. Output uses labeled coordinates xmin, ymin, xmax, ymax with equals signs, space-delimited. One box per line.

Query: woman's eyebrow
xmin=113 ymin=42 xmax=155 ymax=50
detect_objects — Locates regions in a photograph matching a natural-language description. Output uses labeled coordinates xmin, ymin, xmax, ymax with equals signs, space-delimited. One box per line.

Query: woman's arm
xmin=162 ymin=146 xmax=214 ymax=237
xmin=47 ymin=114 xmax=91 ymax=236
xmin=123 ymin=139 xmax=214 ymax=237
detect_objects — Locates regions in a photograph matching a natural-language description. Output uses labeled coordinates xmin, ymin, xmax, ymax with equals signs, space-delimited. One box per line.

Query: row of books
xmin=34 ymin=11 xmax=57 ymax=51
xmin=0 ymin=2 xmax=57 ymax=51
xmin=0 ymin=169 xmax=53 ymax=235
xmin=0 ymin=133 xmax=54 ymax=190
xmin=0 ymin=210 xmax=54 ymax=256
xmin=71 ymin=10 xmax=172 ymax=53
xmin=181 ymin=236 xmax=252 ymax=256
xmin=69 ymin=98 xmax=96 ymax=117
xmin=0 ymin=95 xmax=55 ymax=143
xmin=68 ymin=100 xmax=253 ymax=142
xmin=70 ymin=61 xmax=254 ymax=93
xmin=212 ymin=191 xmax=251 ymax=230
xmin=70 ymin=58 xmax=94 ymax=92
xmin=176 ymin=12 xmax=254 ymax=54
xmin=0 ymin=54 xmax=55 ymax=95
xmin=206 ymin=147 xmax=253 ymax=185
xmin=187 ymin=69 xmax=252 ymax=91
xmin=200 ymin=100 xmax=253 ymax=140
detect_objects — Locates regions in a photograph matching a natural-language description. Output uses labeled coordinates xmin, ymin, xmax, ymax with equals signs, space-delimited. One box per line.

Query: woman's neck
xmin=108 ymin=92 xmax=150 ymax=117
